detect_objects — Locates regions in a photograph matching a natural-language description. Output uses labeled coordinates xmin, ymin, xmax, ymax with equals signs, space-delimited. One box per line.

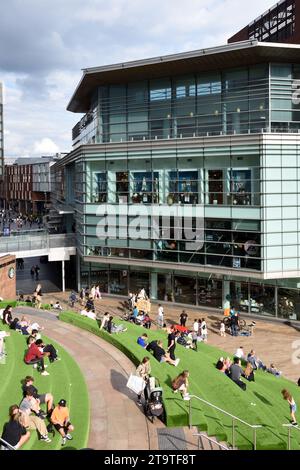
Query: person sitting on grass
xmin=152 ymin=340 xmax=180 ymax=367
xmin=216 ymin=357 xmax=225 ymax=371
xmin=0 ymin=405 xmax=30 ymax=450
xmin=137 ymin=333 xmax=148 ymax=348
xmin=22 ymin=376 xmax=54 ymax=416
xmin=243 ymin=362 xmax=255 ymax=382
xmin=267 ymin=363 xmax=282 ymax=377
xmin=50 ymin=399 xmax=74 ymax=446
xmin=247 ymin=350 xmax=266 ymax=371
xmin=15 ymin=405 xmax=52 ymax=443
xmin=19 ymin=388 xmax=47 ymax=419
xmin=35 ymin=339 xmax=60 ymax=363
xmin=172 ymin=370 xmax=190 ymax=399
xmin=281 ymin=389 xmax=297 ymax=426
xmin=100 ymin=312 xmax=110 ymax=330
xmin=229 ymin=357 xmax=247 ymax=391
xmin=107 ymin=316 xmax=127 ymax=334
xmin=53 ymin=301 xmax=63 ymax=311
xmin=24 ymin=336 xmax=50 ymax=376
xmin=142 ymin=313 xmax=151 ymax=329
xmin=81 ymin=308 xmax=96 ymax=320
xmin=234 ymin=346 xmax=245 ymax=360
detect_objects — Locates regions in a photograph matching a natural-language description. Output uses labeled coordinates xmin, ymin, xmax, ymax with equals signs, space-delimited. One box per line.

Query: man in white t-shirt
xmin=193 ymin=319 xmax=199 ymax=333
xmin=234 ymin=346 xmax=245 ymax=360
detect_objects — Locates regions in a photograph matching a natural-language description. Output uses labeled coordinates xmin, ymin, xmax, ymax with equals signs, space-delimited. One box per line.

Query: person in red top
xmin=24 ymin=336 xmax=49 ymax=376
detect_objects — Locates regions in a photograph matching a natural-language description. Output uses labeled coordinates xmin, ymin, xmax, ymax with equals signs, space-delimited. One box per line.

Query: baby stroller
xmin=144 ymin=377 xmax=164 ymax=423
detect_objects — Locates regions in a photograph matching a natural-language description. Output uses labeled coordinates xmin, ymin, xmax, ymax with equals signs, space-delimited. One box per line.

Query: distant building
xmin=1 ymin=156 xmax=60 ymax=214
xmin=228 ymin=0 xmax=300 ymax=44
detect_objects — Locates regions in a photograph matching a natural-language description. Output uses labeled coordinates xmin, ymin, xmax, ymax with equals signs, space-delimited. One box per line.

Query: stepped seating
xmin=60 ymin=311 xmax=299 ymax=450
xmin=0 ymin=326 xmax=89 ymax=450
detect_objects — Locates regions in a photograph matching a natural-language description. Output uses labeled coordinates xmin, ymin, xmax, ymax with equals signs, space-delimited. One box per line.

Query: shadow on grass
xmin=253 ymin=391 xmax=273 ymax=406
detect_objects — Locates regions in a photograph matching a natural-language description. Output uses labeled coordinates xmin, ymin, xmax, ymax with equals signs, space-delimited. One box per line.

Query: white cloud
xmin=33 ymin=138 xmax=59 ymax=155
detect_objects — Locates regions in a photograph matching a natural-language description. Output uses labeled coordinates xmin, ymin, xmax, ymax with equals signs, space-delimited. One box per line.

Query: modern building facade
xmin=228 ymin=0 xmax=300 ymax=45
xmin=52 ymin=39 xmax=300 ymax=321
xmin=0 ymin=83 xmax=4 ymax=179
xmin=1 ymin=157 xmax=56 ymax=214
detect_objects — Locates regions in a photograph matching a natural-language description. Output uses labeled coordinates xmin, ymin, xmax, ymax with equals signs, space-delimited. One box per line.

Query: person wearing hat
xmin=50 ymin=399 xmax=74 ymax=446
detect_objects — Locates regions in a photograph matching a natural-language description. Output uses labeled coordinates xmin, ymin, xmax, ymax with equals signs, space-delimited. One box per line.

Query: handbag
xmin=126 ymin=374 xmax=145 ymax=394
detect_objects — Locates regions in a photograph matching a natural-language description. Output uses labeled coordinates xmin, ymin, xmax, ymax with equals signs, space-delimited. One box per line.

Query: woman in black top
xmin=1 ymin=405 xmax=30 ymax=450
xmin=2 ymin=306 xmax=13 ymax=326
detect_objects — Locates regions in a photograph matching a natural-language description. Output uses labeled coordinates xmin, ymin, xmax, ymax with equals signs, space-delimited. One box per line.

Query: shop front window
xmin=198 ymin=278 xmax=223 ymax=308
xmin=157 ymin=274 xmax=173 ymax=301
xmin=109 ymin=270 xmax=128 ymax=295
xmin=173 ymin=276 xmax=197 ymax=305
xmin=116 ymin=172 xmax=129 ymax=203
xmin=278 ymin=288 xmax=300 ymax=321
xmin=249 ymin=284 xmax=275 ymax=316
xmin=230 ymin=281 xmax=249 ymax=310
xmin=129 ymin=271 xmax=150 ymax=296
xmin=230 ymin=169 xmax=252 ymax=206
xmin=168 ymin=170 xmax=198 ymax=204
xmin=89 ymin=267 xmax=108 ymax=293
xmin=131 ymin=171 xmax=159 ymax=203
xmin=208 ymin=170 xmax=223 ymax=204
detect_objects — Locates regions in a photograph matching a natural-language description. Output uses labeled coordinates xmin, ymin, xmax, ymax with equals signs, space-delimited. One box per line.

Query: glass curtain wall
xmin=73 ymin=64 xmax=270 ymax=146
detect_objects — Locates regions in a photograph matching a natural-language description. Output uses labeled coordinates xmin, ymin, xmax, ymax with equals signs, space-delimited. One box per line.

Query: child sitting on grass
xmin=281 ymin=389 xmax=297 ymax=426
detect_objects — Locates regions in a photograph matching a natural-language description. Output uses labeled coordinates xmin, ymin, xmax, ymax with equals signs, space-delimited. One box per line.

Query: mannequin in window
xmin=141 ymin=176 xmax=147 ymax=192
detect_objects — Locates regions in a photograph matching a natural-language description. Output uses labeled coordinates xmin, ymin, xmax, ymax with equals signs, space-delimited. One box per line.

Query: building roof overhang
xmin=67 ymin=40 xmax=300 ymax=113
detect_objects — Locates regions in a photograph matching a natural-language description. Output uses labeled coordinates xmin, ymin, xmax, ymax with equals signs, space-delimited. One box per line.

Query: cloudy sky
xmin=1 ymin=0 xmax=274 ymax=159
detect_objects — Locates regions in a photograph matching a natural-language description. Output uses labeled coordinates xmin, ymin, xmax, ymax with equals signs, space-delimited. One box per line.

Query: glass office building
xmin=52 ymin=40 xmax=300 ymax=320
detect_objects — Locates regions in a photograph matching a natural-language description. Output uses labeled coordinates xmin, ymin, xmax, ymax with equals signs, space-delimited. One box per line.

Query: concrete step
xmin=183 ymin=426 xmax=231 ymax=451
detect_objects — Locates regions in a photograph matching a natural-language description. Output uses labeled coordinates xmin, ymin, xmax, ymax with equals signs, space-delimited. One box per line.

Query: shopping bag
xmin=126 ymin=374 xmax=145 ymax=394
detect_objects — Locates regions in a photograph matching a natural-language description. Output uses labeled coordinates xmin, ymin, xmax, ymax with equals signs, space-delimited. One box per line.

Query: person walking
xmin=179 ymin=310 xmax=188 ymax=327
xmin=167 ymin=327 xmax=178 ymax=361
xmin=30 ymin=266 xmax=35 ymax=280
xmin=136 ymin=357 xmax=151 ymax=405
xmin=281 ymin=389 xmax=297 ymax=426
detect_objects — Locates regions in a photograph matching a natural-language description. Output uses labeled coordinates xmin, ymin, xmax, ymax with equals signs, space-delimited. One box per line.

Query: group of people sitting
xmin=1 ymin=376 xmax=74 ymax=449
xmin=137 ymin=334 xmax=180 ymax=367
xmin=128 ymin=305 xmax=152 ymax=328
xmin=216 ymin=347 xmax=283 ymax=391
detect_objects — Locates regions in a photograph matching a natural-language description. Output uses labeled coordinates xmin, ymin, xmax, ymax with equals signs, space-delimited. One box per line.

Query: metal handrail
xmin=0 ymin=437 xmax=16 ymax=450
xmin=282 ymin=423 xmax=300 ymax=450
xmin=188 ymin=394 xmax=262 ymax=450
xmin=193 ymin=433 xmax=231 ymax=451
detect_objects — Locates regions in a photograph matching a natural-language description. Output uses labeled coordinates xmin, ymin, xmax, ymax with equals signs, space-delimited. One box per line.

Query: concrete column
xmin=223 ymin=277 xmax=231 ymax=312
xmin=62 ymin=260 xmax=65 ymax=292
xmin=76 ymin=256 xmax=81 ymax=292
xmin=150 ymin=272 xmax=158 ymax=300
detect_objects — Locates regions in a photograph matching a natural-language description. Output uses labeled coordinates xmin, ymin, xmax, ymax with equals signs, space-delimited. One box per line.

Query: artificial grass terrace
xmin=60 ymin=310 xmax=300 ymax=450
xmin=0 ymin=325 xmax=90 ymax=450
